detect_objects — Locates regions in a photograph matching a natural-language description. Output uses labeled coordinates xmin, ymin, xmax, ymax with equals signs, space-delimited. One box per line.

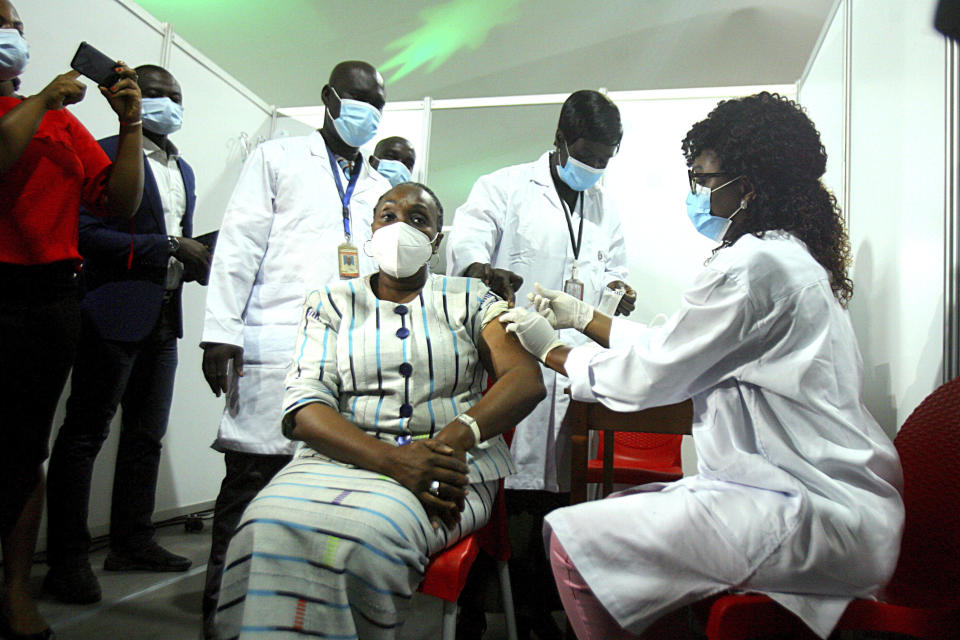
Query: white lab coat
xmin=202 ymin=131 xmax=390 ymax=454
xmin=547 ymin=232 xmax=904 ymax=639
xmin=446 ymin=152 xmax=628 ymax=491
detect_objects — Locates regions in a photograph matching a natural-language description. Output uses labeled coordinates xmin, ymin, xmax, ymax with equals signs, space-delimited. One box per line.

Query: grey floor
xmin=33 ymin=525 xmax=514 ymax=640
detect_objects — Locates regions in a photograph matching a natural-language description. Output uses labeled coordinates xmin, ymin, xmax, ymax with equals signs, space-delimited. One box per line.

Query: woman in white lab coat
xmin=499 ymin=92 xmax=904 ymax=640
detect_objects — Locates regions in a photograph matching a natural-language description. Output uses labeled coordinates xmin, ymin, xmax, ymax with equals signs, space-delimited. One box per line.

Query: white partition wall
xmin=799 ymin=0 xmax=950 ymax=434
xmin=19 ymin=1 xmax=163 ymax=135
xmin=158 ymin=37 xmax=274 ymax=515
xmin=797 ymin=1 xmax=846 ymax=207
xmin=19 ymin=0 xmax=274 ymax=542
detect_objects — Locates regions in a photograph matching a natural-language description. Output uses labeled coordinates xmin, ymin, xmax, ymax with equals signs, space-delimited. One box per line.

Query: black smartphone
xmin=194 ymin=230 xmax=219 ymax=254
xmin=70 ymin=41 xmax=121 ymax=88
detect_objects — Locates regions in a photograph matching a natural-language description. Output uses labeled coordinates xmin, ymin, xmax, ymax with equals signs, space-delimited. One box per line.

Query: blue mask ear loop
xmin=718 ymin=184 xmax=752 ymax=242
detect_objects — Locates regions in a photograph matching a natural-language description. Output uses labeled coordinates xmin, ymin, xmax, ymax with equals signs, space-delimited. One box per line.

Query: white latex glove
xmin=499 ymin=307 xmax=565 ymax=362
xmin=526 ymin=282 xmax=595 ymax=331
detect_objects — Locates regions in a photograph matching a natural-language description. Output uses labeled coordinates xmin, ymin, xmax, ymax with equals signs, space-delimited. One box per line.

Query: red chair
xmin=705 ymin=376 xmax=960 ymax=640
xmin=418 ymin=483 xmax=518 ymax=640
xmin=586 ymin=431 xmax=683 ymax=497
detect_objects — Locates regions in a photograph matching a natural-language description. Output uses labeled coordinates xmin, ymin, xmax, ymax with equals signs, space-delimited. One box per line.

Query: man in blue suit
xmin=44 ymin=65 xmax=210 ymax=604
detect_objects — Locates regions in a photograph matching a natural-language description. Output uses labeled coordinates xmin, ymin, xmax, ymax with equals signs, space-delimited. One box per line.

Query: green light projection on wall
xmin=381 ymin=0 xmax=522 ymax=82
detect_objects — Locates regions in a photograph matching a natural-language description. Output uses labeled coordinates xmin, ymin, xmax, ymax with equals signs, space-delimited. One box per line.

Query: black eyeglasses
xmin=688 ymin=170 xmax=729 ymax=193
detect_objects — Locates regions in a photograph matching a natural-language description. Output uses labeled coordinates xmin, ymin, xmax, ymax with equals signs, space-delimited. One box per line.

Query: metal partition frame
xmin=945 ymin=37 xmax=960 ymax=382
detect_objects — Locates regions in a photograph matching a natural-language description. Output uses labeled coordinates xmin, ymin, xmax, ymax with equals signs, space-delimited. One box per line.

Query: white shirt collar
xmin=143 ymin=135 xmax=179 ymax=160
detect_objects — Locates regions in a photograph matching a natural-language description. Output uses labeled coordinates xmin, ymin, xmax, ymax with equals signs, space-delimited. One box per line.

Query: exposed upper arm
xmin=477 ymin=312 xmax=541 ymax=381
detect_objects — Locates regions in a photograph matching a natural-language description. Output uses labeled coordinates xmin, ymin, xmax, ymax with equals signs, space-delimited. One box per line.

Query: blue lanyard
xmin=327 ymin=147 xmax=362 ymax=240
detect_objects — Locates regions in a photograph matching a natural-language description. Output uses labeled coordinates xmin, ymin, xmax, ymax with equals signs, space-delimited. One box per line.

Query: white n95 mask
xmin=368 ymin=222 xmax=436 ymax=278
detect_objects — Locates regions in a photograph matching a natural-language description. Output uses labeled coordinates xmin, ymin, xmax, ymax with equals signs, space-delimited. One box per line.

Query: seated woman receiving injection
xmin=213 ymin=182 xmax=546 ymax=639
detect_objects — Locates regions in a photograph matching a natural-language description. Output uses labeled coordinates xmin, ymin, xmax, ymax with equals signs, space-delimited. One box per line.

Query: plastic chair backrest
xmin=596 ymin=431 xmax=683 ymax=469
xmin=884 ymin=376 xmax=960 ymax=606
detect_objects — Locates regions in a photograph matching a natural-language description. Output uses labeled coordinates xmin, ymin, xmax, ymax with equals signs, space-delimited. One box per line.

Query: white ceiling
xmin=139 ymin=0 xmax=837 ymax=108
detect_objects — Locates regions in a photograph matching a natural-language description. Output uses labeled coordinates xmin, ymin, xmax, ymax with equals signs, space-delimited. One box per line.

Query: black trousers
xmin=505 ymin=489 xmax=569 ymax=621
xmin=202 ymin=450 xmax=291 ymax=639
xmin=0 ymin=265 xmax=80 ymax=536
xmin=46 ymin=307 xmax=178 ymax=564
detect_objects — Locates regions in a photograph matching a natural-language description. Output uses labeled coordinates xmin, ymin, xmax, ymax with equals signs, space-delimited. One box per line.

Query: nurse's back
xmin=698 ymin=231 xmax=903 ymax=585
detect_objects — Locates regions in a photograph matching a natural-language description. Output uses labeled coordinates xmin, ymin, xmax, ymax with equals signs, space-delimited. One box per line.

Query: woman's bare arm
xmin=435 ymin=317 xmax=547 ymax=451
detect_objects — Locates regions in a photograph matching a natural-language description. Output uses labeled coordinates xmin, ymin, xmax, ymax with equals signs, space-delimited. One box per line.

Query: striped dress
xmin=215 ymin=273 xmax=516 ymax=639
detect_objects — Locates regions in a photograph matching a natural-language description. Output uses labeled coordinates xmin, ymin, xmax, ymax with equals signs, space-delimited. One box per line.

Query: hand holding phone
xmin=99 ymin=62 xmax=141 ymax=124
xmin=70 ymin=41 xmax=121 ymax=88
xmin=68 ymin=43 xmax=141 ymax=124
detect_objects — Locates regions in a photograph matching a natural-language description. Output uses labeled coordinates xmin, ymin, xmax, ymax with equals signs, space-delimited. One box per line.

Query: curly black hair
xmin=681 ymin=92 xmax=853 ymax=306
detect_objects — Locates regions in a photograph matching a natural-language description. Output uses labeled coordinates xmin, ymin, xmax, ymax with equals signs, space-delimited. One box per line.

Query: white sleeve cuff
xmin=451 ymin=251 xmax=492 ymax=276
xmin=199 ymin=327 xmax=244 ymax=350
xmin=565 ymin=343 xmax=604 ymax=402
xmin=608 ymin=317 xmax=634 ymax=350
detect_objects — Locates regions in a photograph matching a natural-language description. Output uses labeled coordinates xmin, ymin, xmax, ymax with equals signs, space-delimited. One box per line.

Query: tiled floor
xmin=33 ymin=525 xmax=515 ymax=639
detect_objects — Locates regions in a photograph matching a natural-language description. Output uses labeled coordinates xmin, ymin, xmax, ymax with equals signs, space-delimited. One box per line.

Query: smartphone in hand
xmin=70 ymin=41 xmax=120 ymax=88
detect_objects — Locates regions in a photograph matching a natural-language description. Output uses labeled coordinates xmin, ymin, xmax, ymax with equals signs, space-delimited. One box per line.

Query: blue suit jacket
xmin=79 ymin=135 xmax=196 ymax=342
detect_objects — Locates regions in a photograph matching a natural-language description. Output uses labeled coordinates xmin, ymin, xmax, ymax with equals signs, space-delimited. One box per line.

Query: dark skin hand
xmin=607 ymin=279 xmax=637 ymax=316
xmin=291 ymin=403 xmax=469 ymax=530
xmin=99 ymin=62 xmax=145 ymax=218
xmin=178 ymin=238 xmax=211 ymax=284
xmin=462 ymin=262 xmax=524 ymax=307
xmin=201 ymin=343 xmax=243 ymax=397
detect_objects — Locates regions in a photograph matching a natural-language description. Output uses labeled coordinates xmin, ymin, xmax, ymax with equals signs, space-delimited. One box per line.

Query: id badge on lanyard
xmin=338 ymin=228 xmax=360 ymax=279
xmin=563 ymin=280 xmax=585 ymax=300
xmin=561 ymin=194 xmax=585 ymax=300
xmin=328 ymin=148 xmax=362 ymax=279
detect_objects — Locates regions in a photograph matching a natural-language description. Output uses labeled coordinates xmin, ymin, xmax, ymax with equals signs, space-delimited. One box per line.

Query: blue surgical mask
xmin=557 ymin=140 xmax=604 ymax=191
xmin=142 ymin=97 xmax=183 ymax=135
xmin=375 ymin=158 xmax=412 ymax=186
xmin=685 ymin=176 xmax=745 ymax=242
xmin=0 ymin=29 xmax=29 ymax=82
xmin=329 ymin=87 xmax=381 ymax=148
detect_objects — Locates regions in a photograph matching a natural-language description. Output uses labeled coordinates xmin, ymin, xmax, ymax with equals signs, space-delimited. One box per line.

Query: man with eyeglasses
xmin=445 ymin=89 xmax=635 ymax=640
